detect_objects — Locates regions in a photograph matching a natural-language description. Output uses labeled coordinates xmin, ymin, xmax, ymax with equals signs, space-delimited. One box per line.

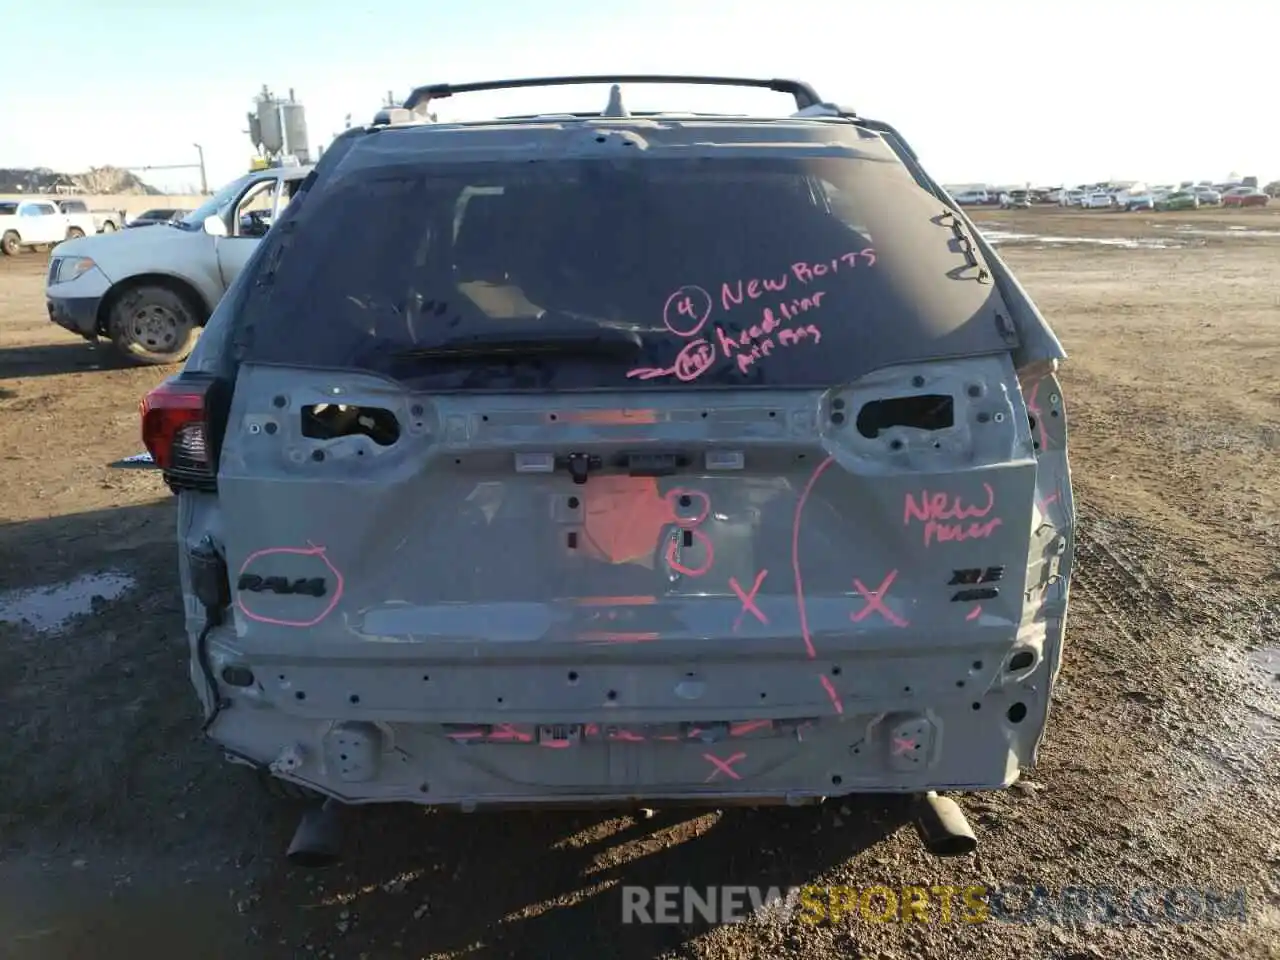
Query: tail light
xmin=140 ymin=374 xmax=224 ymax=492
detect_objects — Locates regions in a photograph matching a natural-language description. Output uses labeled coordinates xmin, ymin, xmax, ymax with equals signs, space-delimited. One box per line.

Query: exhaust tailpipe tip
xmin=913 ymin=791 xmax=977 ymax=857
xmin=286 ymin=797 xmax=344 ymax=868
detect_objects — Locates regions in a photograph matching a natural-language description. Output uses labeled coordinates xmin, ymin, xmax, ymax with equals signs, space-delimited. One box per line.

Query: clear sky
xmin=3 ymin=0 xmax=1276 ymax=193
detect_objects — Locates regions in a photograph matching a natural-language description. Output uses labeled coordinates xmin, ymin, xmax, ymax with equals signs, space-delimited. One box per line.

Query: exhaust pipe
xmin=286 ymin=797 xmax=344 ymax=868
xmin=913 ymin=791 xmax=977 ymax=857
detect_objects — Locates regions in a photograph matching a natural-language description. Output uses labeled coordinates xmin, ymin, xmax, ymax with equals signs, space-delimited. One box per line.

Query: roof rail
xmin=402 ymin=74 xmax=824 ymax=115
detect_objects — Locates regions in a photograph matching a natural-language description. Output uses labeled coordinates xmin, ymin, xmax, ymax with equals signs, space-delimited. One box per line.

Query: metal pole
xmin=193 ymin=143 xmax=208 ymax=194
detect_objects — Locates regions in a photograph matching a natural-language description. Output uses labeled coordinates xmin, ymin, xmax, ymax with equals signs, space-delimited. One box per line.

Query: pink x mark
xmin=892 ymin=736 xmax=917 ymax=756
xmin=729 ymin=569 xmax=769 ymax=631
xmin=850 ymin=570 xmax=909 ymax=627
xmin=703 ymin=751 xmax=747 ymax=782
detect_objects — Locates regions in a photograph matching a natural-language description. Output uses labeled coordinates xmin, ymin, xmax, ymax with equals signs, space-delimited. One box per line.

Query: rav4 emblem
xmin=237 ymin=574 xmax=328 ymax=597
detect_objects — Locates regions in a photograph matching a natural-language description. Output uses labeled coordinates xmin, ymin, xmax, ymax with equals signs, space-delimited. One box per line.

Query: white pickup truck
xmin=44 ymin=163 xmax=313 ymax=365
xmin=0 ymin=199 xmax=98 ymax=255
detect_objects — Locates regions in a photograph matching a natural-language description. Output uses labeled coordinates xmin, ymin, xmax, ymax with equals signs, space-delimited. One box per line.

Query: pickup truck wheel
xmin=1 ymin=231 xmax=19 ymax=256
xmin=107 ymin=284 xmax=200 ymax=365
xmin=65 ymin=227 xmax=85 ymax=240
xmin=100 ymin=221 xmax=116 ymax=233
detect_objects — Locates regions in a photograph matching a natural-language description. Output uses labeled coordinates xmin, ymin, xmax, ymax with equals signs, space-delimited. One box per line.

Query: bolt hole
xmin=679 ymin=494 xmax=692 ymax=507
xmin=796 ymin=453 xmax=807 ymax=461
xmin=903 ymin=686 xmax=913 ymax=694
xmin=956 ymin=680 xmax=966 ymax=688
xmin=567 ymin=496 xmax=580 ymax=509
xmin=295 ymin=691 xmax=306 ymax=700
xmin=422 ymin=674 xmax=431 ymax=682
xmin=1008 ymin=651 xmax=1034 ymax=671
xmin=967 ymin=385 xmax=982 ymax=397
xmin=1034 ymin=441 xmax=1041 ymax=450
xmin=831 ymin=411 xmax=845 ymax=425
xmin=832 ymin=398 xmax=845 ymax=410
xmin=265 ymin=422 xmax=278 ymax=435
xmin=606 ymin=690 xmax=618 ymax=701
xmin=1007 ymin=702 xmax=1028 ymax=723
xmin=568 ymin=671 xmax=579 ymax=683
xmin=831 ymin=665 xmax=842 ymax=676
xmin=349 ymin=694 xmax=360 ymax=704
xmin=278 ymin=674 xmax=286 ymax=681
xmin=595 ymin=135 xmax=607 ymax=143
xmin=357 ymin=448 xmax=365 ymax=456
xmin=972 ymin=660 xmax=983 ymax=670
xmin=419 ymin=782 xmax=430 ymax=793
xmin=769 ymin=410 xmax=777 ymax=418
xmin=549 ymin=413 xmax=557 ymax=421
xmin=759 ymin=692 xmax=767 ymax=700
xmin=933 ymin=441 xmax=942 ymax=449
xmin=311 ymin=450 xmax=324 ymax=462
xmin=1028 ymin=414 xmax=1038 ymax=431
xmin=912 ymin=375 xmax=925 ymax=387
xmin=272 ymin=395 xmax=287 ymax=408
xmin=1051 ymin=410 xmax=1060 ymax=418
xmin=701 ymin=411 xmax=708 ymax=418
xmin=831 ymin=775 xmax=843 ymax=786
xmin=497 ymin=696 xmax=504 ymax=704
xmin=340 ymin=754 xmax=348 ymax=761
xmin=977 ymin=412 xmax=991 ymax=424
xmin=889 ymin=439 xmax=903 ymax=451
xmin=454 ymin=458 xmax=462 ymax=465
xmin=972 ymin=702 xmax=982 ymax=711
xmin=481 ymin=415 xmax=489 ymax=422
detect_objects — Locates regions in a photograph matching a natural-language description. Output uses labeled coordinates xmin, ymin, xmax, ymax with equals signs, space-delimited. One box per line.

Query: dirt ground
xmin=1 ymin=205 xmax=1278 ymax=960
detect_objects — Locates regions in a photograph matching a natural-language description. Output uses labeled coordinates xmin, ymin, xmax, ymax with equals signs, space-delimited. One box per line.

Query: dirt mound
xmin=0 ymin=165 xmax=159 ymax=196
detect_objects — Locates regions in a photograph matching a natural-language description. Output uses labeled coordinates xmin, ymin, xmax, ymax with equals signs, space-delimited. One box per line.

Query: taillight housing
xmin=140 ymin=374 xmax=226 ymax=493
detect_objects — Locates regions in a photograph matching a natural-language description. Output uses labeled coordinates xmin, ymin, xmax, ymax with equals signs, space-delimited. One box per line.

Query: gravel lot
xmin=1 ymin=206 xmax=1278 ymax=959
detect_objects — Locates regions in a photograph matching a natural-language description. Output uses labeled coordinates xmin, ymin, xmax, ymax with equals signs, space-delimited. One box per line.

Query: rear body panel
xmin=168 ymin=103 xmax=1075 ymax=807
xmin=178 ymin=353 xmax=1073 ymax=804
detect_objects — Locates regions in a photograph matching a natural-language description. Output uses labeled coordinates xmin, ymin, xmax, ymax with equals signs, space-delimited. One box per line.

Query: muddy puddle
xmin=0 ymin=857 xmax=252 ymax=960
xmin=980 ymin=228 xmax=1180 ymax=249
xmin=1167 ymin=225 xmax=1280 ymax=238
xmin=0 ymin=571 xmax=136 ymax=633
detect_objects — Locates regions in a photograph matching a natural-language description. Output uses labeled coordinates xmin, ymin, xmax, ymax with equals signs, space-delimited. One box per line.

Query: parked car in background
xmin=1080 ymin=190 xmax=1115 ymax=209
xmin=1155 ymin=190 xmax=1200 ymax=211
xmin=951 ymin=188 xmax=991 ymax=205
xmin=1190 ymin=186 xmax=1221 ymax=205
xmin=1058 ymin=189 xmax=1085 ymax=207
xmin=125 ymin=208 xmax=195 ymax=229
xmin=999 ymin=190 xmax=1031 ymax=209
xmin=1264 ymin=181 xmax=1280 ymax=199
xmin=54 ymin=198 xmax=123 ymax=233
xmin=1221 ymin=187 xmax=1269 ymax=208
xmin=0 ymin=198 xmax=97 ymax=255
xmin=1118 ymin=190 xmax=1156 ymax=211
xmin=44 ymin=163 xmax=313 ymax=364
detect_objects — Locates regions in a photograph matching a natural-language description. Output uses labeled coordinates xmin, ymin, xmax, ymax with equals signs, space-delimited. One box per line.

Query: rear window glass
xmin=234 ymin=153 xmax=1009 ymax=390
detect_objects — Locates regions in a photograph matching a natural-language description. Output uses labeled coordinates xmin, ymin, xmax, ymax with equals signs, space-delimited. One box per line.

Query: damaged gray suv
xmin=138 ymin=75 xmax=1074 ymax=862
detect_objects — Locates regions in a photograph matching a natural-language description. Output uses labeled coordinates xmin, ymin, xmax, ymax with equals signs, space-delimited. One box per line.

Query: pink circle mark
xmin=236 ymin=543 xmax=345 ymax=628
xmin=663 ymin=286 xmax=713 ymax=338
xmin=665 ymin=487 xmax=711 ymax=527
